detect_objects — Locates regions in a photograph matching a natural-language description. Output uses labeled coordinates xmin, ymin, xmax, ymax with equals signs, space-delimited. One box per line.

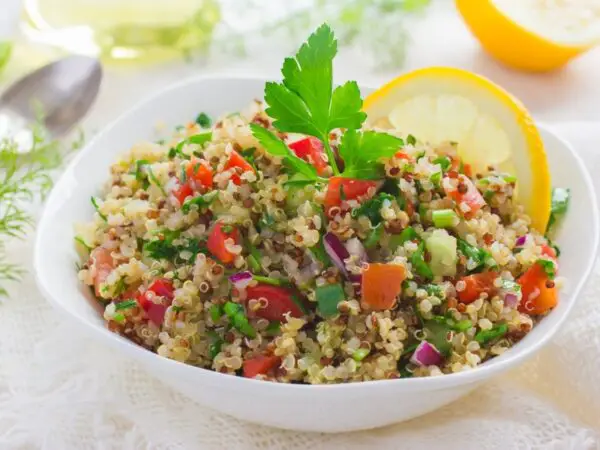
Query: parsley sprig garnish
xmin=251 ymin=23 xmax=403 ymax=183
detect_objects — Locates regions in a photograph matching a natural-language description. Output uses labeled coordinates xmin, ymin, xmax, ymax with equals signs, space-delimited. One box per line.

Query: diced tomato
xmin=518 ymin=263 xmax=557 ymax=315
xmin=89 ymin=247 xmax=115 ymax=297
xmin=245 ymin=284 xmax=304 ymax=321
xmin=462 ymin=163 xmax=473 ymax=178
xmin=457 ymin=271 xmax=499 ymax=304
xmin=444 ymin=174 xmax=486 ymax=219
xmin=207 ymin=222 xmax=241 ymax=264
xmin=289 ymin=137 xmax=328 ymax=175
xmin=541 ymin=244 xmax=557 ymax=260
xmin=186 ymin=158 xmax=213 ymax=189
xmin=137 ymin=278 xmax=174 ymax=325
xmin=243 ymin=355 xmax=281 ymax=378
xmin=361 ymin=263 xmax=406 ymax=311
xmin=394 ymin=151 xmax=410 ymax=160
xmin=324 ymin=177 xmax=378 ymax=214
xmin=173 ymin=182 xmax=193 ymax=205
xmin=224 ymin=150 xmax=254 ymax=185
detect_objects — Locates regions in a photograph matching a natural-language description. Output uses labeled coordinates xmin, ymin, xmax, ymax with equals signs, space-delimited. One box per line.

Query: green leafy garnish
xmin=252 ymin=275 xmax=290 ymax=287
xmin=423 ymin=284 xmax=444 ymax=298
xmin=260 ymin=24 xmax=366 ymax=176
xmin=433 ymin=156 xmax=451 ymax=172
xmin=265 ymin=321 xmax=281 ymax=336
xmin=537 ymin=259 xmax=556 ymax=280
xmin=195 ymin=112 xmax=212 ymax=128
xmin=411 ymin=241 xmax=433 ymax=280
xmin=115 ymin=300 xmax=138 ymax=311
xmin=363 ymin=224 xmax=383 ymax=249
xmin=249 ymin=125 xmax=320 ymax=182
xmin=310 ymin=235 xmax=332 ymax=267
xmin=423 ymin=320 xmax=451 ymax=356
xmin=338 ymin=129 xmax=404 ymax=179
xmin=91 ymin=197 xmax=107 ymax=221
xmin=457 ymin=238 xmax=495 ymax=272
xmin=389 ymin=226 xmax=419 ymax=250
xmin=475 ymin=323 xmax=508 ymax=345
xmin=181 ymin=190 xmax=218 ymax=213
xmin=316 ymin=283 xmax=346 ymax=317
xmin=143 ymin=230 xmax=205 ymax=262
xmin=223 ymin=301 xmax=256 ymax=338
xmin=546 ymin=187 xmax=570 ymax=235
xmin=406 ymin=134 xmax=417 ymax=146
xmin=207 ymin=330 xmax=223 ymax=359
xmin=209 ymin=304 xmax=223 ymax=323
xmin=351 ymin=192 xmax=394 ymax=225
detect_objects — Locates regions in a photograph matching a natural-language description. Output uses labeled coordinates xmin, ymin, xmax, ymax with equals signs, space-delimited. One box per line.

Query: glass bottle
xmin=22 ymin=0 xmax=221 ymax=62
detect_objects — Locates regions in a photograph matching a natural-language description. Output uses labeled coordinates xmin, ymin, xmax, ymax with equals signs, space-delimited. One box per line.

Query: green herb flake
xmin=115 ymin=300 xmax=138 ymax=311
xmin=90 ymin=197 xmax=107 ymax=221
xmin=410 ymin=242 xmax=433 ymax=280
xmin=265 ymin=321 xmax=281 ymax=336
xmin=195 ymin=112 xmax=212 ymax=128
xmin=536 ymin=259 xmax=556 ymax=280
xmin=433 ymin=156 xmax=451 ymax=172
xmin=475 ymin=323 xmax=508 ymax=345
xmin=363 ymin=223 xmax=383 ymax=249
xmin=181 ymin=190 xmax=218 ymax=213
xmin=407 ymin=134 xmax=417 ymax=146
xmin=351 ymin=192 xmax=394 ymax=225
xmin=352 ymin=348 xmax=370 ymax=361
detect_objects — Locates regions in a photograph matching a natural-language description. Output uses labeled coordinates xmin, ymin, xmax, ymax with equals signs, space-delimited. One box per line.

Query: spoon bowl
xmin=0 ymin=55 xmax=102 ymax=138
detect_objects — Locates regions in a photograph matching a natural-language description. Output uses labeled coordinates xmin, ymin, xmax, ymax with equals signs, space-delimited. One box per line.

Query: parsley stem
xmin=323 ymin=139 xmax=340 ymax=176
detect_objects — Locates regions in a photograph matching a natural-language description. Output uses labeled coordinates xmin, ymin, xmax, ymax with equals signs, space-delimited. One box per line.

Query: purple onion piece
xmin=345 ymin=237 xmax=368 ymax=264
xmin=410 ymin=341 xmax=443 ymax=367
xmin=504 ymin=293 xmax=519 ymax=308
xmin=229 ymin=271 xmax=253 ymax=289
xmin=515 ymin=234 xmax=528 ymax=247
xmin=348 ymin=273 xmax=362 ymax=296
xmin=323 ymin=232 xmax=350 ymax=276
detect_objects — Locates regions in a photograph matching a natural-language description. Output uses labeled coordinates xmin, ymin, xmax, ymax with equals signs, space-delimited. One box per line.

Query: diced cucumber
xmin=425 ymin=229 xmax=457 ymax=277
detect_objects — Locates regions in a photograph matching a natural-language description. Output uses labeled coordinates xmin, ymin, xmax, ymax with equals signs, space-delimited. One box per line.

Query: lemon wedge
xmin=456 ymin=0 xmax=600 ymax=72
xmin=363 ymin=66 xmax=550 ymax=232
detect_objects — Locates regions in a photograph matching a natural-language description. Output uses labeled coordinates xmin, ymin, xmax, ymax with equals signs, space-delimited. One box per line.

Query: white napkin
xmin=0 ymin=123 xmax=599 ymax=450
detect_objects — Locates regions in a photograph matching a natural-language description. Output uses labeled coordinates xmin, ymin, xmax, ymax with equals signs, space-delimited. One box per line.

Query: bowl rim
xmin=34 ymin=74 xmax=600 ymax=393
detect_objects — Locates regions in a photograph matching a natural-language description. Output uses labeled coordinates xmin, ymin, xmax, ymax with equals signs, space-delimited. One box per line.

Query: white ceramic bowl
xmin=34 ymin=77 xmax=599 ymax=433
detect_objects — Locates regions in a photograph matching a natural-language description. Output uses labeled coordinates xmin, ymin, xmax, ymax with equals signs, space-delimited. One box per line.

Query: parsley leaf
xmin=249 ymin=124 xmax=319 ymax=181
xmin=195 ymin=112 xmax=211 ymax=128
xmin=338 ymin=129 xmax=404 ymax=179
xmin=351 ymin=192 xmax=394 ymax=225
xmin=537 ymin=259 xmax=556 ymax=280
xmin=261 ymin=24 xmax=366 ymax=175
xmin=181 ymin=190 xmax=219 ymax=213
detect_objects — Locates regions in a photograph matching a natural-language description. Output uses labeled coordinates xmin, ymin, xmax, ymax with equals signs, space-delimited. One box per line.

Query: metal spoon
xmin=0 ymin=55 xmax=102 ymax=148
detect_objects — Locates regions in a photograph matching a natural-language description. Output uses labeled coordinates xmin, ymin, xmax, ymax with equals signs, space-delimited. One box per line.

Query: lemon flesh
xmin=363 ymin=67 xmax=551 ymax=232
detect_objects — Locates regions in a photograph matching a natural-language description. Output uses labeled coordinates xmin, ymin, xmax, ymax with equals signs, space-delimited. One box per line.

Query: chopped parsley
xmin=90 ymin=197 xmax=107 ymax=221
xmin=195 ymin=112 xmax=212 ymax=128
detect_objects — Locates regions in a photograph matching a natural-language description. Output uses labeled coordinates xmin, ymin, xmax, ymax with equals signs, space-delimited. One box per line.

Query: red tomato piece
xmin=89 ymin=247 xmax=115 ymax=297
xmin=137 ymin=278 xmax=174 ymax=326
xmin=394 ymin=151 xmax=410 ymax=160
xmin=245 ymin=284 xmax=304 ymax=321
xmin=361 ymin=263 xmax=406 ymax=311
xmin=457 ymin=271 xmax=499 ymax=304
xmin=186 ymin=158 xmax=213 ymax=189
xmin=324 ymin=177 xmax=378 ymax=214
xmin=541 ymin=244 xmax=557 ymax=260
xmin=224 ymin=150 xmax=254 ymax=185
xmin=444 ymin=174 xmax=486 ymax=219
xmin=243 ymin=355 xmax=281 ymax=378
xmin=207 ymin=222 xmax=241 ymax=264
xmin=173 ymin=182 xmax=193 ymax=205
xmin=289 ymin=137 xmax=328 ymax=175
xmin=518 ymin=263 xmax=558 ymax=315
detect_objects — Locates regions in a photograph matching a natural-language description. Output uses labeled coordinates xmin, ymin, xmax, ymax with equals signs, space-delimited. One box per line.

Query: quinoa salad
xmin=75 ymin=25 xmax=569 ymax=383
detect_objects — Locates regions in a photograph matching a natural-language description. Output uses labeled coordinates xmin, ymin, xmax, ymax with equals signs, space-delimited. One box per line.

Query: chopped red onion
xmin=348 ymin=273 xmax=362 ymax=296
xmin=515 ymin=234 xmax=528 ymax=247
xmin=504 ymin=293 xmax=519 ymax=308
xmin=345 ymin=237 xmax=368 ymax=264
xmin=229 ymin=271 xmax=253 ymax=289
xmin=410 ymin=341 xmax=443 ymax=367
xmin=324 ymin=232 xmax=350 ymax=276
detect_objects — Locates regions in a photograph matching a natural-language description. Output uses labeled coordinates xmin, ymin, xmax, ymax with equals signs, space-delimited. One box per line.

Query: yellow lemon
xmin=456 ymin=0 xmax=600 ymax=72
xmin=363 ymin=66 xmax=550 ymax=232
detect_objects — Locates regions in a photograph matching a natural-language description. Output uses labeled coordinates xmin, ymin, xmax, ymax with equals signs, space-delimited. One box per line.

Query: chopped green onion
xmin=433 ymin=156 xmax=452 ymax=172
xmin=410 ymin=242 xmax=433 ymax=280
xmin=401 ymin=342 xmax=419 ymax=356
xmin=90 ymin=197 xmax=107 ymax=221
xmin=430 ymin=171 xmax=442 ymax=187
xmin=316 ymin=283 xmax=346 ymax=318
xmin=209 ymin=304 xmax=222 ymax=323
xmin=432 ymin=209 xmax=458 ymax=228
xmin=188 ymin=132 xmax=213 ymax=146
xmin=363 ymin=224 xmax=383 ymax=249
xmin=195 ymin=112 xmax=212 ymax=128
xmin=406 ymin=134 xmax=417 ymax=146
xmin=352 ymin=348 xmax=370 ymax=361
xmin=416 ymin=151 xmax=426 ymax=161
xmin=223 ymin=301 xmax=256 ymax=338
xmin=475 ymin=323 xmax=508 ymax=345
xmin=252 ymin=275 xmax=288 ymax=287
xmin=248 ymin=255 xmax=261 ymax=273
xmin=453 ymin=320 xmax=473 ymax=332
xmin=504 ymin=174 xmax=517 ymax=183
xmin=115 ymin=300 xmax=138 ymax=311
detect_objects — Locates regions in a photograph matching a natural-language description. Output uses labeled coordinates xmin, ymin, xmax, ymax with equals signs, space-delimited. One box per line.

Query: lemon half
xmin=363 ymin=67 xmax=550 ymax=232
xmin=456 ymin=0 xmax=600 ymax=72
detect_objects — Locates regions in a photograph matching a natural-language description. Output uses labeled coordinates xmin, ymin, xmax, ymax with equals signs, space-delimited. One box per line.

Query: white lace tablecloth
xmin=0 ymin=122 xmax=598 ymax=449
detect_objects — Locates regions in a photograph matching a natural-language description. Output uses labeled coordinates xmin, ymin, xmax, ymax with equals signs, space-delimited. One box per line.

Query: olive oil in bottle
xmin=23 ymin=0 xmax=221 ymax=61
